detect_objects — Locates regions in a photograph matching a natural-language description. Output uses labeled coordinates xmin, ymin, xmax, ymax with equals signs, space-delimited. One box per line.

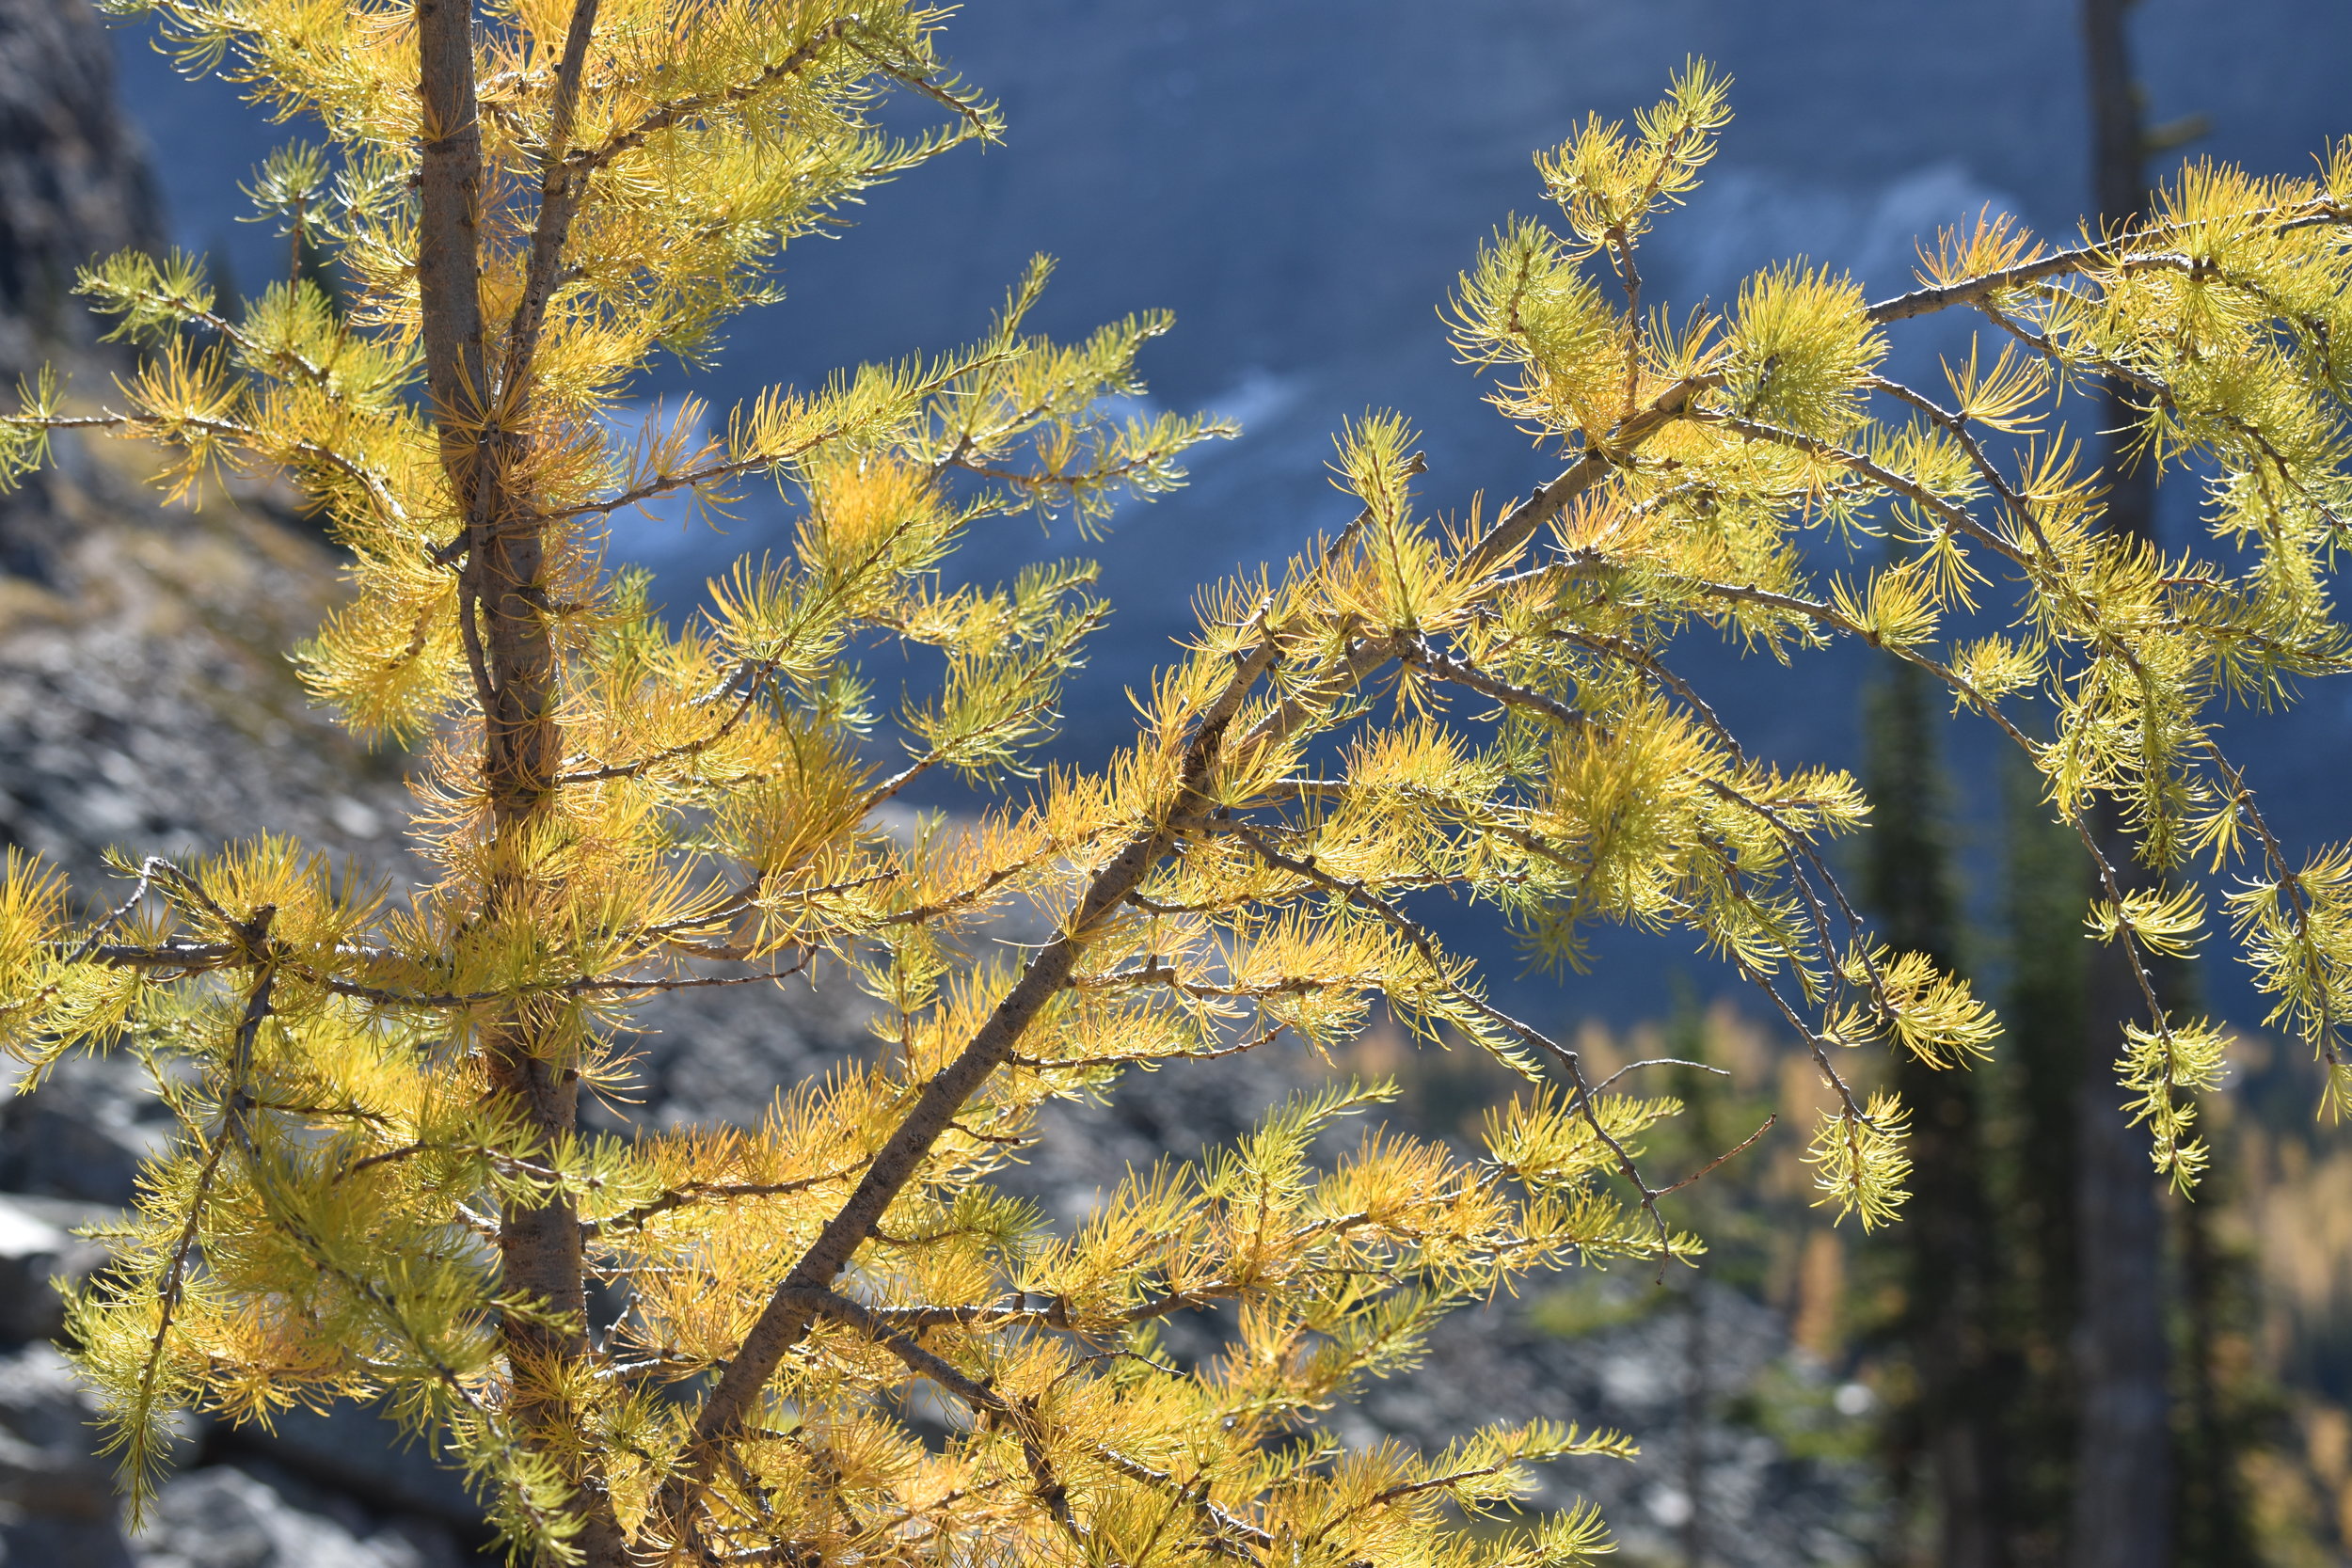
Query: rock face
xmin=0 ymin=0 xmax=162 ymax=584
xmin=131 ymin=1460 xmax=471 ymax=1568
xmin=0 ymin=1194 xmax=109 ymax=1343
xmin=0 ymin=1342 xmax=135 ymax=1567
xmin=0 ymin=0 xmax=157 ymax=384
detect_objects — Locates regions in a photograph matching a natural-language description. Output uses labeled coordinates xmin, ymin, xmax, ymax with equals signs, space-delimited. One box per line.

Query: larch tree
xmin=2 ymin=6 xmax=2350 ymax=1566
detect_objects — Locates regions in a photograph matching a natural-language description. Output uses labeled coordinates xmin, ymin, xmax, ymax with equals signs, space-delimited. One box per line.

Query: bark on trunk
xmin=2072 ymin=6 xmax=2174 ymax=1567
xmin=415 ymin=4 xmax=622 ymax=1561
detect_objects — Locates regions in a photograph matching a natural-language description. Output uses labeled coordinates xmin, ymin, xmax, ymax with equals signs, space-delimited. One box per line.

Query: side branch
xmin=779 ymin=1285 xmax=1267 ymax=1557
xmin=657 ymin=378 xmax=1717 ymax=1530
xmin=501 ymin=0 xmax=604 ymax=400
xmin=1864 ymin=196 xmax=2352 ymax=324
xmin=654 ymin=631 xmax=1284 ymax=1529
xmin=126 ymin=928 xmax=276 ymax=1506
xmin=774 ymin=1291 xmax=1084 ymax=1543
xmin=570 ymin=19 xmax=861 ymax=176
xmin=1454 ymin=373 xmax=1715 ymax=582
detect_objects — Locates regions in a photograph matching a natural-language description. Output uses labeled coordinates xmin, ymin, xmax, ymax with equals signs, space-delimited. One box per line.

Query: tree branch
xmin=501 ymin=0 xmax=603 ymax=403
xmin=1200 ymin=816 xmax=1677 ymax=1261
xmin=653 ymin=626 xmax=1283 ymax=1530
xmin=1863 ymin=196 xmax=2352 ymax=324
xmin=569 ymin=19 xmax=861 ymax=178
xmin=657 ymin=373 xmax=1718 ymax=1530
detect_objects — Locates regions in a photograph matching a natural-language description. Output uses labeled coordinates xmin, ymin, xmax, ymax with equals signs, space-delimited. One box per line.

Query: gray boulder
xmin=0 ymin=1056 xmax=173 ymax=1209
xmin=0 ymin=1343 xmax=133 ymax=1567
xmin=205 ymin=1407 xmax=480 ymax=1533
xmin=0 ymin=1344 xmax=478 ymax=1568
xmin=130 ymin=1463 xmax=470 ymax=1568
xmin=0 ymin=1194 xmax=108 ymax=1343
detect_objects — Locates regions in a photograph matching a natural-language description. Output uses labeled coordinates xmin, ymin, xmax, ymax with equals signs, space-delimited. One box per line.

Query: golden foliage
xmin=2 ymin=21 xmax=2350 ymax=1565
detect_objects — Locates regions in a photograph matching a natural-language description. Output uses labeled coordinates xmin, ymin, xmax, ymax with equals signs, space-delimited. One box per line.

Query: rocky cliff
xmin=0 ymin=0 xmax=160 ymax=585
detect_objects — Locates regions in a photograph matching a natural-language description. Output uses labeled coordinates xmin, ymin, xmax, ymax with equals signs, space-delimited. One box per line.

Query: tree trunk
xmin=414 ymin=4 xmax=623 ymax=1560
xmin=2072 ymin=6 xmax=2173 ymax=1567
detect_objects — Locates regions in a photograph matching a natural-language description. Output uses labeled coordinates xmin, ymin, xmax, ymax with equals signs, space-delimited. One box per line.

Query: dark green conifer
xmin=1864 ymin=660 xmax=2008 ymax=1566
xmin=1998 ymin=756 xmax=2090 ymax=1567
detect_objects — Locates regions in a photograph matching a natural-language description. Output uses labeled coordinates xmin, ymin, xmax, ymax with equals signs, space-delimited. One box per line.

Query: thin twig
xmin=131 ymin=916 xmax=278 ymax=1481
xmin=1658 ymin=1115 xmax=1776 ymax=1197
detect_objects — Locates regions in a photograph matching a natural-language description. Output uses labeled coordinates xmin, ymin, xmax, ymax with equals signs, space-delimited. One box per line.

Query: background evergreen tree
xmin=1997 ymin=755 xmax=2090 ymax=1568
xmin=1863 ymin=660 xmax=2008 ymax=1566
xmin=2169 ymin=1086 xmax=2266 ymax=1567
